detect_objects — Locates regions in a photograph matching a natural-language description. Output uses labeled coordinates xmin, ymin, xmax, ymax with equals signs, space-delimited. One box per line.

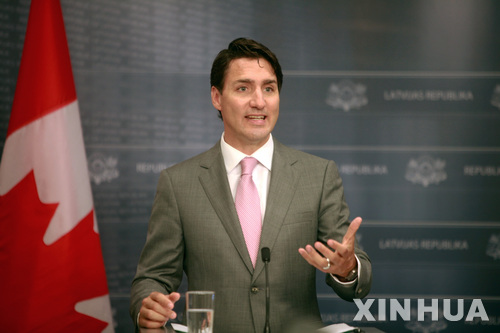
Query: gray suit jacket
xmin=130 ymin=139 xmax=371 ymax=333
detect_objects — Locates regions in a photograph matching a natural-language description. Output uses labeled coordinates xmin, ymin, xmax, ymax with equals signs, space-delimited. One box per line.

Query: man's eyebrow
xmin=263 ymin=79 xmax=278 ymax=85
xmin=232 ymin=79 xmax=277 ymax=85
xmin=234 ymin=79 xmax=253 ymax=84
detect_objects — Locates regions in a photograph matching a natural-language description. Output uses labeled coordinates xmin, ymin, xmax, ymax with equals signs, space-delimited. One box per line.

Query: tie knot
xmin=240 ymin=157 xmax=259 ymax=175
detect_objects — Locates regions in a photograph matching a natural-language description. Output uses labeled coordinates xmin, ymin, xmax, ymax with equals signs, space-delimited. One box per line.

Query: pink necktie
xmin=235 ymin=157 xmax=262 ymax=268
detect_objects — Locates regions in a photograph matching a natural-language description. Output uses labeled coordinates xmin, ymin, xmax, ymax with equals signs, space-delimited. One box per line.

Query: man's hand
xmin=298 ymin=217 xmax=362 ymax=278
xmin=138 ymin=292 xmax=181 ymax=328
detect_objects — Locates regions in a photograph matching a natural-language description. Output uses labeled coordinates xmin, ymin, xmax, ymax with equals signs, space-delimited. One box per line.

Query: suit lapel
xmin=252 ymin=140 xmax=299 ymax=280
xmin=198 ymin=143 xmax=255 ymax=272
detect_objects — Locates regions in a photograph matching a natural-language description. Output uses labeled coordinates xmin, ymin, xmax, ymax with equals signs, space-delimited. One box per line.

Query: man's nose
xmin=249 ymin=89 xmax=265 ymax=109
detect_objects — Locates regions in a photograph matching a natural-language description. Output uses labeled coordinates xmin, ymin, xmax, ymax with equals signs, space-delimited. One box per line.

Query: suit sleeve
xmin=129 ymin=169 xmax=185 ymax=322
xmin=318 ymin=160 xmax=372 ymax=300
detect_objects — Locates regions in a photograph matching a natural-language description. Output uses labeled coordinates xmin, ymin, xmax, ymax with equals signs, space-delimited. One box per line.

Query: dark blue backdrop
xmin=1 ymin=1 xmax=499 ymax=332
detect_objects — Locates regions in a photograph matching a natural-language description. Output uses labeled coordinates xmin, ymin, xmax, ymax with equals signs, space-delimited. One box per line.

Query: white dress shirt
xmin=220 ymin=132 xmax=273 ymax=223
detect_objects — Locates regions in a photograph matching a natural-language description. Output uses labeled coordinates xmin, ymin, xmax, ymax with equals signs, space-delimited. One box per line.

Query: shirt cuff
xmin=330 ymin=254 xmax=361 ymax=285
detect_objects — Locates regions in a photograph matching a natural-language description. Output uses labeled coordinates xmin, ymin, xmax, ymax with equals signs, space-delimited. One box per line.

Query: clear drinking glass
xmin=186 ymin=291 xmax=215 ymax=333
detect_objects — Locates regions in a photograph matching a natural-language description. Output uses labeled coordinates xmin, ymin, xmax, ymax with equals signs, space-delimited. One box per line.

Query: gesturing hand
xmin=298 ymin=217 xmax=362 ymax=278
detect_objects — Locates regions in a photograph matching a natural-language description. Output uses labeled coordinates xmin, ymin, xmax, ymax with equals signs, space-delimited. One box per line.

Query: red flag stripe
xmin=0 ymin=0 xmax=114 ymax=331
xmin=7 ymin=0 xmax=76 ymax=138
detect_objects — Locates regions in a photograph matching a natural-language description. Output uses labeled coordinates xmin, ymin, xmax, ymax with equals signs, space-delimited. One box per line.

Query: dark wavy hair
xmin=210 ymin=38 xmax=283 ymax=118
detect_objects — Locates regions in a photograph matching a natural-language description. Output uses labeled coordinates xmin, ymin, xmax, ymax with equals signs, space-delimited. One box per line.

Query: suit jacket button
xmin=251 ymin=287 xmax=259 ymax=294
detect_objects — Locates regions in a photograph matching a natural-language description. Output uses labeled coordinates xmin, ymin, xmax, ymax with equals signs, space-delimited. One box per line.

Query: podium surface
xmin=139 ymin=325 xmax=386 ymax=333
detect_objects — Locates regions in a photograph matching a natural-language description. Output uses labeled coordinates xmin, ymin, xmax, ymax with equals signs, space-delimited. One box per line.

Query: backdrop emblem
xmin=405 ymin=156 xmax=447 ymax=187
xmin=88 ymin=153 xmax=119 ymax=185
xmin=326 ymin=80 xmax=368 ymax=112
xmin=491 ymin=84 xmax=500 ymax=110
xmin=486 ymin=234 xmax=500 ymax=260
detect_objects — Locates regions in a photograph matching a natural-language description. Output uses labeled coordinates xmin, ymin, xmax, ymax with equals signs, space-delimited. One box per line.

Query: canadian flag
xmin=0 ymin=0 xmax=114 ymax=332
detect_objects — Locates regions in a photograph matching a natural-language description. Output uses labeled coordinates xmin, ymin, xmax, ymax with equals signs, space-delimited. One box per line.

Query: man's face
xmin=211 ymin=57 xmax=279 ymax=155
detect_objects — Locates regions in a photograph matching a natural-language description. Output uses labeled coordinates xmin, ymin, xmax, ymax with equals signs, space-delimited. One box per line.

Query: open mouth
xmin=246 ymin=115 xmax=266 ymax=120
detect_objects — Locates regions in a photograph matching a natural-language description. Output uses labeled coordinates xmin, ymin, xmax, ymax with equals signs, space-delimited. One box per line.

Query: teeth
xmin=248 ymin=116 xmax=265 ymax=119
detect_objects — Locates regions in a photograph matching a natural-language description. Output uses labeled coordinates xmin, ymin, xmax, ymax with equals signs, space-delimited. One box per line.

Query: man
xmin=130 ymin=38 xmax=372 ymax=332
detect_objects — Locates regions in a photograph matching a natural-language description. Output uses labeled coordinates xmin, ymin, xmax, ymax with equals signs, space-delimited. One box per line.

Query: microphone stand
xmin=262 ymin=247 xmax=271 ymax=333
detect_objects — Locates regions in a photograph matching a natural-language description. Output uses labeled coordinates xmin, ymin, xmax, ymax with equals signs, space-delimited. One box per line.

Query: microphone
xmin=261 ymin=247 xmax=271 ymax=333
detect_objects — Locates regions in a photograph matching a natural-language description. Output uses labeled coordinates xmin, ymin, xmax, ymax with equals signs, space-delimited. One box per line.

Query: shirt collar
xmin=220 ymin=133 xmax=274 ymax=173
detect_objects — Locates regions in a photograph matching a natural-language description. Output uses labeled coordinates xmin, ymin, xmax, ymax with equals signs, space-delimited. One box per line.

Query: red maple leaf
xmin=0 ymin=171 xmax=110 ymax=332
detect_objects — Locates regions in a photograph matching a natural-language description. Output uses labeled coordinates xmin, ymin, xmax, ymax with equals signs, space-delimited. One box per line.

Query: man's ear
xmin=211 ymin=86 xmax=222 ymax=111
